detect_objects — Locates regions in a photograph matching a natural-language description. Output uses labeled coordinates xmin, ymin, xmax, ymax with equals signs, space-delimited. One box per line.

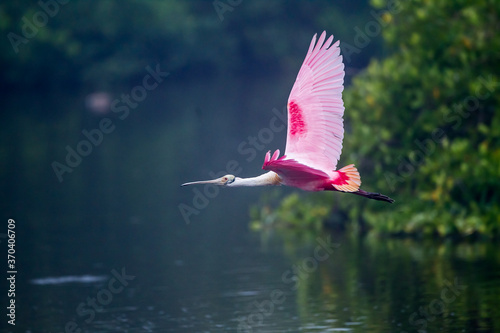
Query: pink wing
xmin=284 ymin=31 xmax=345 ymax=175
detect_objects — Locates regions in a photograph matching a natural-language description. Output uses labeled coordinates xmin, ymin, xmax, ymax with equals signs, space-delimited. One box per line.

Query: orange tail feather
xmin=332 ymin=164 xmax=361 ymax=192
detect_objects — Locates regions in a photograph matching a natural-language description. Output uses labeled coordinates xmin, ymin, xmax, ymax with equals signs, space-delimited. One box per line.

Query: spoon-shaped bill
xmin=181 ymin=178 xmax=221 ymax=186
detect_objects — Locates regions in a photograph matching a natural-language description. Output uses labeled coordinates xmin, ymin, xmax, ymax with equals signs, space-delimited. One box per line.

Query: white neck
xmin=228 ymin=171 xmax=281 ymax=187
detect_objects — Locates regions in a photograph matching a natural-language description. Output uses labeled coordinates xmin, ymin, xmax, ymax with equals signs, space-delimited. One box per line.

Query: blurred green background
xmin=1 ymin=0 xmax=499 ymax=332
xmin=2 ymin=0 xmax=498 ymax=237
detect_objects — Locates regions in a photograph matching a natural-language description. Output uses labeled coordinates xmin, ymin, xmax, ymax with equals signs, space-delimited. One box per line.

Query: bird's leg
xmin=351 ymin=189 xmax=394 ymax=203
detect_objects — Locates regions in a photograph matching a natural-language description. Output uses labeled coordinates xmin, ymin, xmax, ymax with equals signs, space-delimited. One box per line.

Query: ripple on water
xmin=30 ymin=275 xmax=108 ymax=285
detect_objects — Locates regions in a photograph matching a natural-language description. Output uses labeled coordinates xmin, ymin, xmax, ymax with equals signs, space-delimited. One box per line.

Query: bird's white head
xmin=181 ymin=174 xmax=236 ymax=187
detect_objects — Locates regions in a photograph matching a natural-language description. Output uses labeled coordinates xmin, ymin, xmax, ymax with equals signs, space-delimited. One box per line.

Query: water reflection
xmin=30 ymin=275 xmax=108 ymax=285
xmin=19 ymin=223 xmax=499 ymax=332
xmin=263 ymin=230 xmax=500 ymax=332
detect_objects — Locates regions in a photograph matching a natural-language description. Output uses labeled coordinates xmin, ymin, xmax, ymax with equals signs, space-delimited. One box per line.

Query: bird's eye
xmin=222 ymin=177 xmax=227 ymax=182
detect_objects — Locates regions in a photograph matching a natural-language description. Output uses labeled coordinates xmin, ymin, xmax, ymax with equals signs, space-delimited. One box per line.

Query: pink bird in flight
xmin=183 ymin=31 xmax=394 ymax=203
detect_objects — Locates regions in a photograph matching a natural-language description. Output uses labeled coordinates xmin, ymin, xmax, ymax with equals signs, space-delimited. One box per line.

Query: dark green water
xmin=9 ymin=215 xmax=500 ymax=332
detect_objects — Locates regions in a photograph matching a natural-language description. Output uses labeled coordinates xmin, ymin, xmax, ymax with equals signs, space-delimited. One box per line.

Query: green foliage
xmin=0 ymin=0 xmax=379 ymax=91
xmin=0 ymin=1 xmax=213 ymax=89
xmin=259 ymin=0 xmax=500 ymax=237
xmin=251 ymin=192 xmax=330 ymax=231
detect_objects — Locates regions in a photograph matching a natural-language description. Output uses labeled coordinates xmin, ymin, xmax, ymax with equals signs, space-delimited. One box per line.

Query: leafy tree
xmin=0 ymin=0 xmax=378 ymax=91
xmin=259 ymin=0 xmax=500 ymax=237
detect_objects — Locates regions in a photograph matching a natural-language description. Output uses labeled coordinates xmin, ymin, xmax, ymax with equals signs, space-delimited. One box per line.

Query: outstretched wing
xmin=284 ymin=31 xmax=345 ymax=175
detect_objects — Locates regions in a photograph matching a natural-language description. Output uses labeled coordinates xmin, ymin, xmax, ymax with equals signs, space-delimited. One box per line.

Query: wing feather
xmin=284 ymin=31 xmax=345 ymax=176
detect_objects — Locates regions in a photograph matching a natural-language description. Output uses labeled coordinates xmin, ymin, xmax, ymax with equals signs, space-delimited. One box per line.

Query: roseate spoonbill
xmin=182 ymin=31 xmax=394 ymax=203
